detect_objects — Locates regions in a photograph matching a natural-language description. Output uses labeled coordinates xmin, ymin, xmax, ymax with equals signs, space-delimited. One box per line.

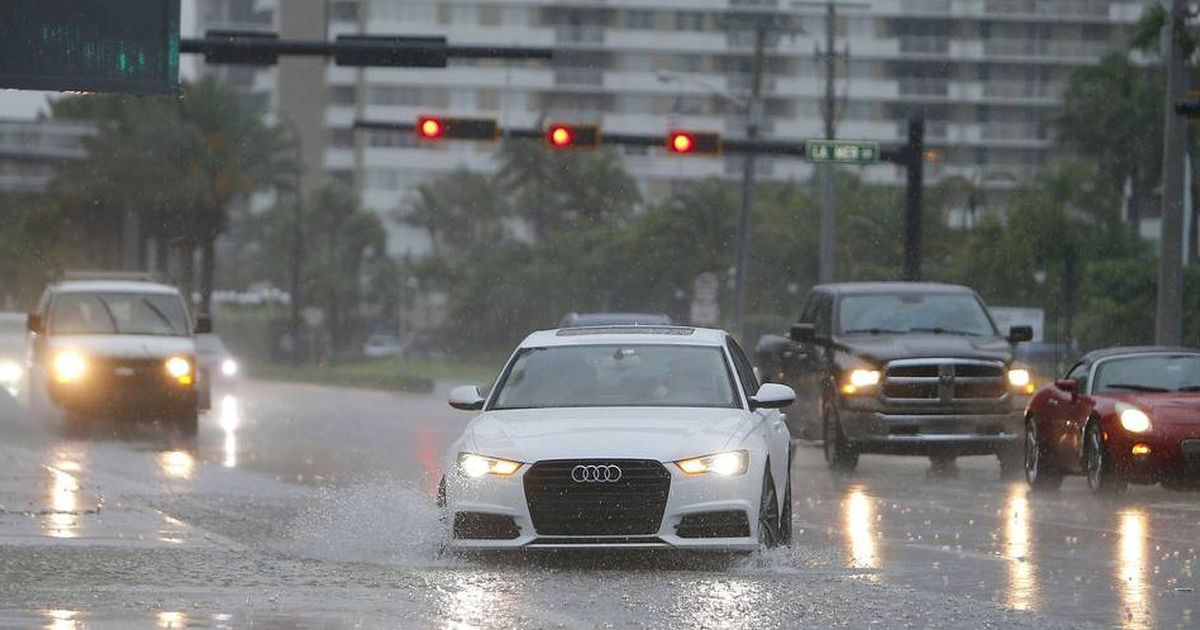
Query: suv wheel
xmin=823 ymin=404 xmax=858 ymax=473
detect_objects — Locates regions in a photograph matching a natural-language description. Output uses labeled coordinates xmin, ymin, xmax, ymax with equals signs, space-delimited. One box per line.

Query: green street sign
xmin=0 ymin=0 xmax=180 ymax=95
xmin=806 ymin=140 xmax=879 ymax=164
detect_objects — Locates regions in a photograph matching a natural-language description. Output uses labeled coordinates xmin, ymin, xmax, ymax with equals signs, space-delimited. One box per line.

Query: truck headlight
xmin=842 ymin=369 xmax=880 ymax=395
xmin=457 ymin=453 xmax=523 ymax=478
xmin=1007 ymin=368 xmax=1035 ymax=394
xmin=221 ymin=358 xmax=238 ymax=376
xmin=165 ymin=356 xmax=192 ymax=385
xmin=1116 ymin=403 xmax=1152 ymax=433
xmin=674 ymin=450 xmax=748 ymax=476
xmin=54 ymin=351 xmax=87 ymax=384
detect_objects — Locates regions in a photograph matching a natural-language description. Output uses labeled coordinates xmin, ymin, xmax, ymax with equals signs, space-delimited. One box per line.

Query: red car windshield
xmin=1093 ymin=354 xmax=1200 ymax=394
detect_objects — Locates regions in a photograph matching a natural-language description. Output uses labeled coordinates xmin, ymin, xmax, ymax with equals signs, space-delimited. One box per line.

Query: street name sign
xmin=806 ymin=140 xmax=879 ymax=164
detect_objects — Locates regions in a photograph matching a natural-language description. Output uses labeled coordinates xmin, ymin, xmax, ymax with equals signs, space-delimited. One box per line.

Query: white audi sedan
xmin=440 ymin=326 xmax=796 ymax=551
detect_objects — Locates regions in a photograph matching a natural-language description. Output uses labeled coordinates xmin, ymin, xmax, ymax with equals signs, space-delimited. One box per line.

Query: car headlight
xmin=674 ymin=450 xmax=748 ymax=476
xmin=221 ymin=358 xmax=238 ymax=377
xmin=842 ymin=368 xmax=881 ymax=395
xmin=1116 ymin=403 xmax=1152 ymax=433
xmin=457 ymin=452 xmax=523 ymax=478
xmin=53 ymin=351 xmax=87 ymax=384
xmin=1007 ymin=368 xmax=1035 ymax=395
xmin=0 ymin=359 xmax=21 ymax=383
xmin=165 ymin=356 xmax=193 ymax=385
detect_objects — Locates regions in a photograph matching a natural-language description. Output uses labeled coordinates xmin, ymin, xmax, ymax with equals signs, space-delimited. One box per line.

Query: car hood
xmin=1111 ymin=393 xmax=1200 ymax=426
xmin=48 ymin=334 xmax=195 ymax=359
xmin=836 ymin=333 xmax=1013 ymax=364
xmin=462 ymin=407 xmax=753 ymax=463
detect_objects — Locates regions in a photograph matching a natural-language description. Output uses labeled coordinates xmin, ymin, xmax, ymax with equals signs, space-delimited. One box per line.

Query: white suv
xmin=27 ymin=275 xmax=209 ymax=436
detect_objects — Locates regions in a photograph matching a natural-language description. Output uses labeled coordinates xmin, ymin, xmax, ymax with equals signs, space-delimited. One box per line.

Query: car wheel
xmin=1025 ymin=416 xmax=1063 ymax=491
xmin=822 ymin=404 xmax=858 ymax=473
xmin=778 ymin=451 xmax=793 ymax=547
xmin=1085 ymin=421 xmax=1126 ymax=497
xmin=757 ymin=465 xmax=781 ymax=549
xmin=175 ymin=409 xmax=199 ymax=439
xmin=998 ymin=443 xmax=1024 ymax=480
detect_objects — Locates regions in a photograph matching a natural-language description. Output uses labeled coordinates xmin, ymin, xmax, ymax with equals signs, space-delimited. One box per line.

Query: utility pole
xmin=817 ymin=0 xmax=842 ymax=284
xmin=1157 ymin=0 xmax=1187 ymax=346
xmin=732 ymin=20 xmax=767 ymax=341
xmin=903 ymin=116 xmax=925 ymax=281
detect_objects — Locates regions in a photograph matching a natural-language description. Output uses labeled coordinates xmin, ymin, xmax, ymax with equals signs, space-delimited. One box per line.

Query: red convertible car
xmin=1025 ymin=347 xmax=1200 ymax=495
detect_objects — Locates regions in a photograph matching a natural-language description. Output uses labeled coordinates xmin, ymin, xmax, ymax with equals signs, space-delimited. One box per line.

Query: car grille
xmin=882 ymin=360 xmax=1006 ymax=401
xmin=523 ymin=459 xmax=671 ymax=536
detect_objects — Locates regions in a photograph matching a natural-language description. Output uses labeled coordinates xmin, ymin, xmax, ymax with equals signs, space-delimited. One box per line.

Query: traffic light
xmin=667 ymin=130 xmax=721 ymax=155
xmin=415 ymin=116 xmax=498 ymax=141
xmin=546 ymin=124 xmax=600 ymax=148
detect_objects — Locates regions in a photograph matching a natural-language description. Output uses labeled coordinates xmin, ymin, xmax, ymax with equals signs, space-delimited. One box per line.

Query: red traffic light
xmin=545 ymin=123 xmax=599 ymax=148
xmin=417 ymin=116 xmax=444 ymax=139
xmin=548 ymin=125 xmax=573 ymax=147
xmin=667 ymin=130 xmax=720 ymax=155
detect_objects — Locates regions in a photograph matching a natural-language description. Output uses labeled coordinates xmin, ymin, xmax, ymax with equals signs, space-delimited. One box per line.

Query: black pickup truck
xmin=761 ymin=282 xmax=1033 ymax=474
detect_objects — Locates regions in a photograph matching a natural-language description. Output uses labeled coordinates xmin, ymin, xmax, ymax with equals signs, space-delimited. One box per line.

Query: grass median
xmin=248 ymin=356 xmax=504 ymax=393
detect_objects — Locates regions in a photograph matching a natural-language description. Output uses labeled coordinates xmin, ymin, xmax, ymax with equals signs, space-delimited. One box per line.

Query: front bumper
xmin=1108 ymin=432 xmax=1200 ymax=484
xmin=48 ymin=374 xmax=196 ymax=419
xmin=445 ymin=462 xmax=765 ymax=551
xmin=839 ymin=407 xmax=1024 ymax=456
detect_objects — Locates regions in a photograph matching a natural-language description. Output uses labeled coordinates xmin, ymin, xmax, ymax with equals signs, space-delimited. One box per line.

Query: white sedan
xmin=440 ymin=326 xmax=796 ymax=551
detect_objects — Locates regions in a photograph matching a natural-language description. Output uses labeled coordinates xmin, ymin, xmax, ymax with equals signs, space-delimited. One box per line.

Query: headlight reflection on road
xmin=44 ymin=609 xmax=79 ymax=630
xmin=156 ymin=611 xmax=187 ymax=628
xmin=160 ymin=450 xmax=195 ymax=480
xmin=843 ymin=485 xmax=881 ymax=573
xmin=1003 ymin=485 xmax=1037 ymax=611
xmin=219 ymin=394 xmax=240 ymax=468
xmin=46 ymin=468 xmax=79 ymax=539
xmin=672 ymin=578 xmax=768 ymax=628
xmin=440 ymin=575 xmax=506 ymax=627
xmin=1117 ymin=509 xmax=1152 ymax=630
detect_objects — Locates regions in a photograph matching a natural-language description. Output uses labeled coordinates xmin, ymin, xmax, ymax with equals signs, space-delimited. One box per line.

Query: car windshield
xmin=1093 ymin=354 xmax=1200 ymax=394
xmin=492 ymin=344 xmax=737 ymax=409
xmin=49 ymin=292 xmax=189 ymax=336
xmin=838 ymin=293 xmax=997 ymax=337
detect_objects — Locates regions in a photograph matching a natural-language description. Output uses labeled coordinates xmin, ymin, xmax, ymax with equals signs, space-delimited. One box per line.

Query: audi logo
xmin=571 ymin=464 xmax=622 ymax=483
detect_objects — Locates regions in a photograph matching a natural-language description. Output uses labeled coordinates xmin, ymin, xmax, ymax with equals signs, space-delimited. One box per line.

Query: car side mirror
xmin=194 ymin=315 xmax=213 ymax=335
xmin=789 ymin=323 xmax=815 ymax=343
xmin=1055 ymin=379 xmax=1079 ymax=396
xmin=448 ymin=385 xmax=485 ymax=411
xmin=26 ymin=313 xmax=42 ymax=334
xmin=750 ymin=383 xmax=796 ymax=410
xmin=1007 ymin=325 xmax=1033 ymax=343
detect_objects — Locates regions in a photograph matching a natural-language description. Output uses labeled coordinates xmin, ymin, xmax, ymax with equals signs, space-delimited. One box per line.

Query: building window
xmin=676 ymin=11 xmax=705 ymax=31
xmin=331 ymin=0 xmax=358 ymax=22
xmin=626 ymin=9 xmax=654 ymax=29
xmin=330 ymin=86 xmax=356 ymax=105
xmin=330 ymin=127 xmax=354 ymax=148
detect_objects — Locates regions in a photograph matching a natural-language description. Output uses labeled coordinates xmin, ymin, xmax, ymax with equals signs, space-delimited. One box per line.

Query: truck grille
xmin=523 ymin=459 xmax=671 ymax=536
xmin=882 ymin=359 xmax=1006 ymax=401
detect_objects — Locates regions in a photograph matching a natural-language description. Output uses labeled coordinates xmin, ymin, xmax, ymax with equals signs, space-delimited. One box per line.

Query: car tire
xmin=175 ymin=409 xmax=199 ymax=439
xmin=1025 ymin=416 xmax=1063 ymax=491
xmin=757 ymin=464 xmax=781 ymax=549
xmin=778 ymin=451 xmax=793 ymax=547
xmin=823 ymin=403 xmax=858 ymax=473
xmin=1085 ymin=420 xmax=1126 ymax=497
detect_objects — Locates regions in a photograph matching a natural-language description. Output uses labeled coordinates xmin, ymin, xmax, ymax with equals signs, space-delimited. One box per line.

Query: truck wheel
xmin=174 ymin=409 xmax=199 ymax=439
xmin=823 ymin=404 xmax=858 ymax=473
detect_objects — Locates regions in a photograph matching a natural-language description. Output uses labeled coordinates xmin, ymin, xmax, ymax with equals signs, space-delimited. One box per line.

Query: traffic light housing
xmin=415 ymin=116 xmax=498 ymax=141
xmin=667 ymin=130 xmax=721 ymax=155
xmin=546 ymin=124 xmax=600 ymax=148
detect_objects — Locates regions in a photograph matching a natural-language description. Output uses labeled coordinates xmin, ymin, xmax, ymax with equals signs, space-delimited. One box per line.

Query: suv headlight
xmin=54 ymin=351 xmax=87 ymax=384
xmin=457 ymin=453 xmax=523 ymax=478
xmin=674 ymin=450 xmax=748 ymax=476
xmin=165 ymin=356 xmax=193 ymax=385
xmin=1116 ymin=402 xmax=1152 ymax=433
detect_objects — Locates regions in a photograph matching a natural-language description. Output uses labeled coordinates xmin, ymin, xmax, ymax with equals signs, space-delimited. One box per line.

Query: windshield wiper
xmin=140 ymin=298 xmax=181 ymax=334
xmin=1104 ymin=383 xmax=1169 ymax=393
xmin=842 ymin=327 xmax=907 ymax=335
xmin=95 ymin=296 xmax=122 ymax=334
xmin=909 ymin=326 xmax=985 ymax=337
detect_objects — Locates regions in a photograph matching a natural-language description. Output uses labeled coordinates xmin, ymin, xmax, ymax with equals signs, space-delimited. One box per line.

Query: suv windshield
xmin=1093 ymin=354 xmax=1200 ymax=394
xmin=49 ymin=292 xmax=190 ymax=337
xmin=839 ymin=293 xmax=997 ymax=337
xmin=492 ymin=344 xmax=737 ymax=409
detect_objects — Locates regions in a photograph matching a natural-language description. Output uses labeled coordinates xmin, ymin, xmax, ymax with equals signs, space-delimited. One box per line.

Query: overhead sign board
xmin=0 ymin=0 xmax=180 ymax=95
xmin=806 ymin=139 xmax=879 ymax=164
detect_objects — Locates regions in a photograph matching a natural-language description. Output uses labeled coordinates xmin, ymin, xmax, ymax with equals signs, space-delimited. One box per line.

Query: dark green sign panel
xmin=0 ymin=0 xmax=180 ymax=95
xmin=807 ymin=139 xmax=880 ymax=164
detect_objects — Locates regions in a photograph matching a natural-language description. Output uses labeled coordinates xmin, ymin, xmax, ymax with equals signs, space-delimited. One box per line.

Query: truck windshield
xmin=49 ymin=292 xmax=190 ymax=337
xmin=492 ymin=344 xmax=737 ymax=409
xmin=839 ymin=293 xmax=997 ymax=337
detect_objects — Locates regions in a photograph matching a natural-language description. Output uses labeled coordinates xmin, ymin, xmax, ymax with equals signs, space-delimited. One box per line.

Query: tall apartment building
xmin=0 ymin=118 xmax=93 ymax=194
xmin=204 ymin=0 xmax=1151 ymax=257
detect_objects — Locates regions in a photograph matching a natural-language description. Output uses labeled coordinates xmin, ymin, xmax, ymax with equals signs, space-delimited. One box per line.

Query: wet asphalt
xmin=0 ymin=379 xmax=1195 ymax=628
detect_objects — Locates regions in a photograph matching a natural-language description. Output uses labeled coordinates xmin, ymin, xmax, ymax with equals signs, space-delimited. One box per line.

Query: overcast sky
xmin=0 ymin=0 xmax=198 ymax=120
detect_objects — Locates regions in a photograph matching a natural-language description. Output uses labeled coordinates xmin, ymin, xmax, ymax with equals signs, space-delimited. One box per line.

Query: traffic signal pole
xmin=903 ymin=117 xmax=925 ymax=282
xmin=1157 ymin=0 xmax=1187 ymax=346
xmin=732 ymin=24 xmax=768 ymax=342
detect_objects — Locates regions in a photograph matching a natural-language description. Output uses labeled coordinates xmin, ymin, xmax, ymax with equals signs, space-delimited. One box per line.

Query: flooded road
xmin=0 ymin=380 xmax=1195 ymax=628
